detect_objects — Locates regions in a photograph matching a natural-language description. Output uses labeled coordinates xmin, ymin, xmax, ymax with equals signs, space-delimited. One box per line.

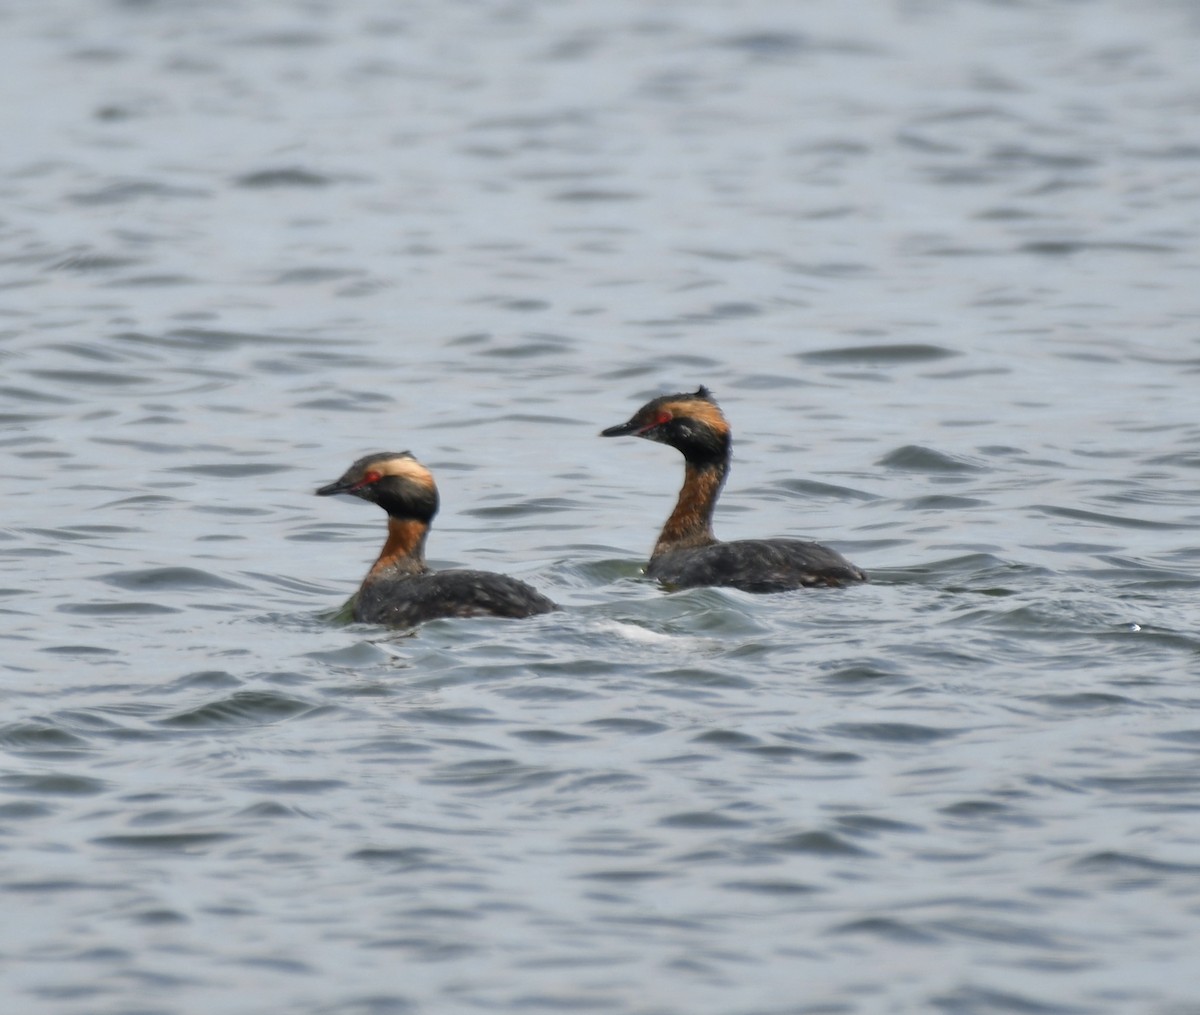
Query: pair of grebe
xmin=318 ymin=387 xmax=866 ymax=627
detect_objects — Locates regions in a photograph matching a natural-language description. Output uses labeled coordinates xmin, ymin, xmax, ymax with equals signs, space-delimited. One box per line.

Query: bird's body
xmin=647 ymin=539 xmax=864 ymax=593
xmin=353 ymin=565 xmax=558 ymax=628
xmin=317 ymin=452 xmax=556 ymax=627
xmin=601 ymin=387 xmax=866 ymax=592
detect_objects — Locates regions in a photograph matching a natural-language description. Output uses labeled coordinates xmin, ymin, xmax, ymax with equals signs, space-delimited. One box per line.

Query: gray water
xmin=4 ymin=1 xmax=1200 ymax=1013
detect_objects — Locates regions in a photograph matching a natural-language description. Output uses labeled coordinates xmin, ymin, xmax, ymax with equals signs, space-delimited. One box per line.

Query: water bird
xmin=317 ymin=452 xmax=557 ymax=627
xmin=601 ymin=387 xmax=867 ymax=592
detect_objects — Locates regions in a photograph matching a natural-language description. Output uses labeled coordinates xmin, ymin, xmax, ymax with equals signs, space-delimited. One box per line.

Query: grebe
xmin=601 ymin=387 xmax=867 ymax=592
xmin=316 ymin=452 xmax=557 ymax=627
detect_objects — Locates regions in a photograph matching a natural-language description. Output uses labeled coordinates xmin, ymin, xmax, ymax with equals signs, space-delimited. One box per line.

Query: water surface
xmin=3 ymin=2 xmax=1200 ymax=1013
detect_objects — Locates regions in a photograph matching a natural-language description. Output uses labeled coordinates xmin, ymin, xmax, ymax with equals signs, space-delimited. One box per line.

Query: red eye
xmin=363 ymin=470 xmax=382 ymax=484
xmin=636 ymin=410 xmax=673 ymax=435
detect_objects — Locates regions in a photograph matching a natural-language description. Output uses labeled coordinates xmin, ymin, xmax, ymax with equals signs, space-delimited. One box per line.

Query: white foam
xmin=593 ymin=619 xmax=681 ymax=645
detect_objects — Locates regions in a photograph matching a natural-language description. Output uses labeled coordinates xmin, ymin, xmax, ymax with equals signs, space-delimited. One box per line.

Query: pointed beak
xmin=316 ymin=477 xmax=355 ymax=497
xmin=600 ymin=419 xmax=639 ymax=437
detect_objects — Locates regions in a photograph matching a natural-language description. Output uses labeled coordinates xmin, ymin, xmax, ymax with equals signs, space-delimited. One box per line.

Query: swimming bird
xmin=317 ymin=452 xmax=557 ymax=627
xmin=601 ymin=387 xmax=866 ymax=592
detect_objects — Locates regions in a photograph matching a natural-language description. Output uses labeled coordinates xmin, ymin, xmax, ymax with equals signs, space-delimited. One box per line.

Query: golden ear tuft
xmin=666 ymin=397 xmax=728 ymax=434
xmin=376 ymin=455 xmax=436 ymax=489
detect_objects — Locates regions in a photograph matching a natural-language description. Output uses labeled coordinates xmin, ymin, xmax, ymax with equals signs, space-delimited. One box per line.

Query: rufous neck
xmin=367 ymin=517 xmax=430 ymax=580
xmin=652 ymin=460 xmax=726 ymax=558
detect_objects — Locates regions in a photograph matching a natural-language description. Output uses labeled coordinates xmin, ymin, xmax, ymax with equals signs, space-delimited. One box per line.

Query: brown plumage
xmin=317 ymin=452 xmax=557 ymax=627
xmin=601 ymin=387 xmax=867 ymax=593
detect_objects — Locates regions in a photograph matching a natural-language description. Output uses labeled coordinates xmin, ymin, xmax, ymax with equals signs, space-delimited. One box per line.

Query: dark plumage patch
xmin=603 ymin=387 xmax=868 ymax=593
xmin=355 ymin=569 xmax=558 ymax=627
xmin=318 ymin=450 xmax=558 ymax=627
xmin=648 ymin=539 xmax=867 ymax=593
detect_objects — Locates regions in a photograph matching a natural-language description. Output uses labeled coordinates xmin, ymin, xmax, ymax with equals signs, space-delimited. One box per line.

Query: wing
xmin=647 ymin=539 xmax=866 ymax=593
xmin=355 ymin=570 xmax=557 ymax=627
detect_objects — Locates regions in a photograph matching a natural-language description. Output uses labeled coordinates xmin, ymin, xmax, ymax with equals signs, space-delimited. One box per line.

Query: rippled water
xmin=4 ymin=1 xmax=1200 ymax=1013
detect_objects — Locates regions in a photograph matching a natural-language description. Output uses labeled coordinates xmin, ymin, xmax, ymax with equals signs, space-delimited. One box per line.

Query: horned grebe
xmin=316 ymin=452 xmax=557 ymax=627
xmin=601 ymin=387 xmax=866 ymax=592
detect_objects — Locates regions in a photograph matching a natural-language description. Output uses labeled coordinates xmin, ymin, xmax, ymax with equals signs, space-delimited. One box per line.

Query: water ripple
xmin=92 ymin=832 xmax=236 ymax=852
xmin=5 ymin=2 xmax=1200 ymax=1012
xmin=799 ymin=344 xmax=959 ymax=365
xmin=99 ymin=567 xmax=247 ymax=591
xmin=158 ymin=692 xmax=319 ymax=728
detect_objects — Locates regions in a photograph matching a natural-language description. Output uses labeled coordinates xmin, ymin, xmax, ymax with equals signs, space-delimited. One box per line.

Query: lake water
xmin=3 ymin=1 xmax=1200 ymax=1013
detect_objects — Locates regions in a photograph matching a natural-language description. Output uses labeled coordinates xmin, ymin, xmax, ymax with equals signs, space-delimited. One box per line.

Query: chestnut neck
xmin=366 ymin=517 xmax=430 ymax=581
xmin=652 ymin=459 xmax=727 ymax=559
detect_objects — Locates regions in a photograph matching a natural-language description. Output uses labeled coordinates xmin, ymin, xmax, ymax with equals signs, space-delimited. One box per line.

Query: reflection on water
xmin=4 ymin=1 xmax=1200 ymax=1013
